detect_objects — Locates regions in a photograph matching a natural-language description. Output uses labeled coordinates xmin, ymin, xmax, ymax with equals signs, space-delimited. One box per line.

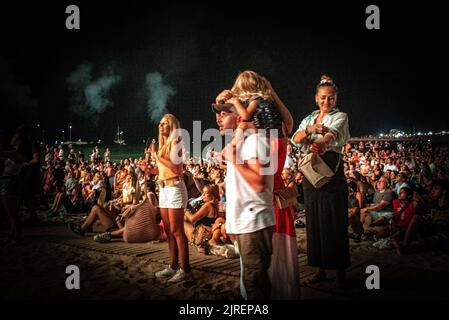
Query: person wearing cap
xmin=215 ymin=72 xmax=300 ymax=299
xmin=212 ymin=102 xmax=275 ymax=300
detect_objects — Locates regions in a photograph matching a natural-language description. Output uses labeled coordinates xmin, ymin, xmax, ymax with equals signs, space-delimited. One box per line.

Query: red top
xmin=272 ymin=138 xmax=296 ymax=237
xmin=393 ymin=199 xmax=415 ymax=228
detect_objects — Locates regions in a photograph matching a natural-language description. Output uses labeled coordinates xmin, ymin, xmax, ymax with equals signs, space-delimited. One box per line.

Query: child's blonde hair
xmin=231 ymin=70 xmax=273 ymax=102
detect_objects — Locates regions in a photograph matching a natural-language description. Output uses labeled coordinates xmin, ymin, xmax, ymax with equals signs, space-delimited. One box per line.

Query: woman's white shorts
xmin=158 ymin=181 xmax=188 ymax=209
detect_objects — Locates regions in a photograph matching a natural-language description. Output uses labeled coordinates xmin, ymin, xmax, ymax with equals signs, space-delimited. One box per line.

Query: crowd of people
xmin=341 ymin=140 xmax=449 ymax=254
xmin=35 ymin=135 xmax=449 ymax=249
xmin=1 ymin=71 xmax=448 ymax=300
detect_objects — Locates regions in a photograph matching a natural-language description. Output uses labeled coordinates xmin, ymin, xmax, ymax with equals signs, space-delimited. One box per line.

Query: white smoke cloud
xmin=145 ymin=72 xmax=176 ymax=123
xmin=66 ymin=63 xmax=121 ymax=119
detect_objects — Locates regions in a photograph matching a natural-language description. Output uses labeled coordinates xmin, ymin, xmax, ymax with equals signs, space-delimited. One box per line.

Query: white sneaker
xmin=167 ymin=268 xmax=192 ymax=283
xmin=155 ymin=266 xmax=177 ymax=279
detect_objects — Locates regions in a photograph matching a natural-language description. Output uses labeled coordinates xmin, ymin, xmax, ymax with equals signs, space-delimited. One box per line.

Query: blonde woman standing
xmin=153 ymin=114 xmax=191 ymax=283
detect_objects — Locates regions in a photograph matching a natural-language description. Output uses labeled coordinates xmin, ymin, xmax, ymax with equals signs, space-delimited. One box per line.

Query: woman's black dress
xmin=302 ymin=151 xmax=351 ymax=270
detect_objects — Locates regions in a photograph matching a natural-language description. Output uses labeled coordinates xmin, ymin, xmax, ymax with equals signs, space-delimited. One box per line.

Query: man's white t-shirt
xmin=225 ymin=133 xmax=275 ymax=234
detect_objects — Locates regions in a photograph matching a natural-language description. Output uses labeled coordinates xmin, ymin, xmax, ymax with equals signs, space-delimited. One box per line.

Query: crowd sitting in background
xmin=341 ymin=141 xmax=449 ymax=253
xmin=36 ymin=139 xmax=449 ymax=254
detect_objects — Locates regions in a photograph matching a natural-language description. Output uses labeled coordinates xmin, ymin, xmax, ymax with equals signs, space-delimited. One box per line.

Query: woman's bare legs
xmin=160 ymin=208 xmax=179 ymax=269
xmin=50 ymin=192 xmax=64 ymax=211
xmin=210 ymin=217 xmax=226 ymax=245
xmin=110 ymin=228 xmax=124 ymax=237
xmin=81 ymin=204 xmax=115 ymax=233
xmin=169 ymin=208 xmax=190 ymax=273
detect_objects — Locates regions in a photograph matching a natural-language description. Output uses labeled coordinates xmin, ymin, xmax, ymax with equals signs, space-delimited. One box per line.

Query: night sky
xmin=0 ymin=1 xmax=436 ymax=144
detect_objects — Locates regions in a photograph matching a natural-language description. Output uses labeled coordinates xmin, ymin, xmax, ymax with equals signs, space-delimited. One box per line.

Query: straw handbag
xmin=274 ymin=187 xmax=299 ymax=209
xmin=123 ymin=192 xmax=161 ymax=243
xmin=299 ymin=153 xmax=341 ymax=189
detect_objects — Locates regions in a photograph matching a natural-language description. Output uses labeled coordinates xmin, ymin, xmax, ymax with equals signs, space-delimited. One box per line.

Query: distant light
xmin=428 ymin=131 xmax=433 ymax=135
xmin=379 ymin=133 xmax=384 ymax=137
xmin=417 ymin=132 xmax=422 ymax=136
xmin=443 ymin=131 xmax=447 ymax=135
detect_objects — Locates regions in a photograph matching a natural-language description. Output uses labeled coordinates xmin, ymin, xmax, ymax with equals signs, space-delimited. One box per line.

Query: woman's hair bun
xmin=319 ymin=75 xmax=333 ymax=85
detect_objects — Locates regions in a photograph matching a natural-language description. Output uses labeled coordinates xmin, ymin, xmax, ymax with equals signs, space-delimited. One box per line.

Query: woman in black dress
xmin=291 ymin=75 xmax=351 ymax=289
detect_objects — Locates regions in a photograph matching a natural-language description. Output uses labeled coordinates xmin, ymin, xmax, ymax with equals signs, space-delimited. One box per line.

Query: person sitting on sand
xmin=120 ymin=174 xmax=135 ymax=209
xmin=47 ymin=182 xmax=65 ymax=217
xmin=113 ymin=164 xmax=128 ymax=197
xmin=184 ymin=184 xmax=219 ymax=246
xmin=348 ymin=181 xmax=363 ymax=242
xmin=418 ymin=180 xmax=449 ymax=250
xmin=389 ymin=187 xmax=422 ymax=254
xmin=68 ymin=173 xmax=135 ymax=236
xmin=68 ymin=200 xmax=119 ymax=236
xmin=42 ymin=166 xmax=55 ymax=201
xmin=92 ymin=192 xmax=164 ymax=244
xmin=360 ymin=176 xmax=394 ymax=228
xmin=84 ymin=171 xmax=106 ymax=210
